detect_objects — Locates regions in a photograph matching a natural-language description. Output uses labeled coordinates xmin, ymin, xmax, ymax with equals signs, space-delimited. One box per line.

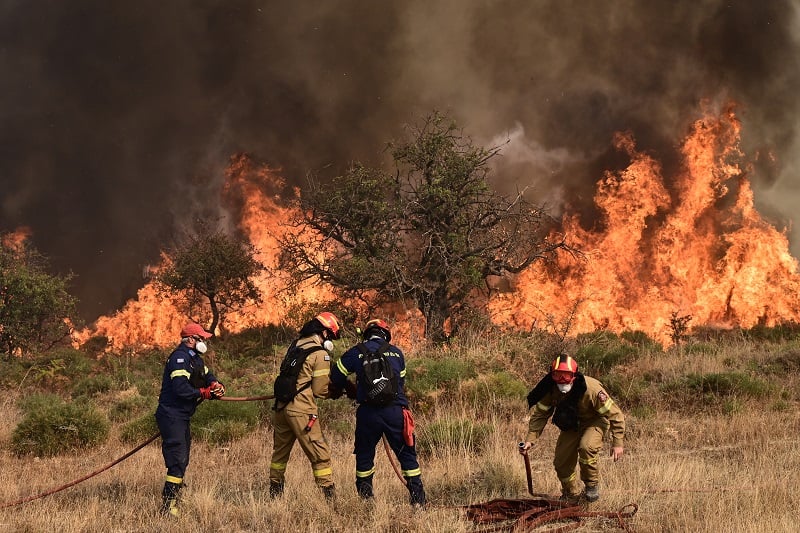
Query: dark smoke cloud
xmin=1 ymin=1 xmax=798 ymax=321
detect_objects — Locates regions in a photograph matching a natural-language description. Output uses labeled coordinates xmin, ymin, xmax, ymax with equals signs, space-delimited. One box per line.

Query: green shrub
xmin=597 ymin=373 xmax=647 ymax=406
xmin=406 ymin=357 xmax=477 ymax=397
xmin=742 ymin=322 xmax=800 ymax=343
xmin=620 ymin=330 xmax=663 ymax=351
xmin=17 ymin=392 xmax=65 ymax=413
xmin=683 ymin=372 xmax=771 ymax=398
xmin=459 ymin=372 xmax=528 ymax=409
xmin=416 ymin=418 xmax=492 ymax=456
xmin=11 ymin=401 xmax=110 ymax=456
xmin=72 ymin=374 xmax=115 ymax=398
xmin=575 ymin=331 xmax=638 ymax=376
xmin=108 ymin=394 xmax=153 ymax=422
xmin=120 ymin=412 xmax=159 ymax=444
xmin=192 ymin=400 xmax=261 ymax=445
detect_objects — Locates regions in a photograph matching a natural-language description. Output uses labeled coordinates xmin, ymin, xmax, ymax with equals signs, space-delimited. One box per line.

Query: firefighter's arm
xmin=310 ymin=349 xmax=331 ymax=398
xmin=524 ymin=399 xmax=553 ymax=443
xmin=594 ymin=388 xmax=625 ymax=460
xmin=168 ymin=357 xmax=202 ymax=400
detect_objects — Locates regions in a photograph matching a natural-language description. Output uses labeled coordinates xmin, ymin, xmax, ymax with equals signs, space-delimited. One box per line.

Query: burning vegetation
xmin=75 ymin=106 xmax=800 ymax=349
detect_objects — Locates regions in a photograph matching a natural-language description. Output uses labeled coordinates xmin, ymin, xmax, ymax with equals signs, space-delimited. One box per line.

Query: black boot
xmin=321 ymin=484 xmax=336 ymax=501
xmin=269 ymin=481 xmax=284 ymax=499
xmin=160 ymin=481 xmax=182 ymax=517
xmin=355 ymin=475 xmax=374 ymax=500
xmin=406 ymin=476 xmax=426 ymax=509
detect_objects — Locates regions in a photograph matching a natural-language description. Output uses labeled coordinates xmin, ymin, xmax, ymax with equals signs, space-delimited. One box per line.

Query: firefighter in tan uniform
xmin=269 ymin=312 xmax=341 ymax=500
xmin=520 ymin=354 xmax=624 ymax=502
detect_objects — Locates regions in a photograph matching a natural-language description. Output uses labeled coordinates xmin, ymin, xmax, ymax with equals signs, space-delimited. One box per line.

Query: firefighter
xmin=519 ymin=354 xmax=624 ymax=503
xmin=155 ymin=322 xmax=226 ymax=517
xmin=269 ymin=312 xmax=340 ymax=500
xmin=329 ymin=319 xmax=427 ymax=508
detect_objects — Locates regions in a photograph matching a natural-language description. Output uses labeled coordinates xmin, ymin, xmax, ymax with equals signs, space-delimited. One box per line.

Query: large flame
xmin=76 ymin=106 xmax=800 ymax=349
xmin=76 ymin=155 xmax=336 ymax=349
xmin=488 ymin=105 xmax=800 ymax=345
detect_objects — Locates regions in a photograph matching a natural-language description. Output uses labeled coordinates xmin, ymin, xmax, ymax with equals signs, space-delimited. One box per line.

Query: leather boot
xmin=269 ymin=481 xmax=284 ymax=499
xmin=406 ymin=476 xmax=426 ymax=509
xmin=321 ymin=484 xmax=336 ymax=501
xmin=160 ymin=481 xmax=182 ymax=517
xmin=355 ymin=475 xmax=374 ymax=500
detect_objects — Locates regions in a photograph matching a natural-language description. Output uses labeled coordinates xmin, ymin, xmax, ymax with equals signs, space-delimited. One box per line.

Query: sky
xmin=2 ymin=1 xmax=800 ymax=322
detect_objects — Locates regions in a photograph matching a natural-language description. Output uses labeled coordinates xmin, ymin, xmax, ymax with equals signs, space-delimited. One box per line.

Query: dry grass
xmin=1 ymin=333 xmax=799 ymax=532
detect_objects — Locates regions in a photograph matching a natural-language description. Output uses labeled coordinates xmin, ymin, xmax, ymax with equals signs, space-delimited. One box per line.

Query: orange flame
xmin=489 ymin=105 xmax=800 ymax=345
xmin=78 ymin=106 xmax=800 ymax=349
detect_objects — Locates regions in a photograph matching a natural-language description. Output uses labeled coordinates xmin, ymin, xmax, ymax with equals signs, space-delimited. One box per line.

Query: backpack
xmin=357 ymin=341 xmax=399 ymax=406
xmin=273 ymin=342 xmax=318 ymax=405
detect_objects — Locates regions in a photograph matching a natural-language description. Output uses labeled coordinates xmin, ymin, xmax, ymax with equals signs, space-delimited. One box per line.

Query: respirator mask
xmin=194 ymin=338 xmax=208 ymax=354
xmin=323 ymin=339 xmax=334 ymax=352
xmin=556 ymin=382 xmax=573 ymax=394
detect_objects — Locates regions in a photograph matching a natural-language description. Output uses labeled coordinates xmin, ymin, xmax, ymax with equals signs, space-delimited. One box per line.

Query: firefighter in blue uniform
xmin=155 ymin=322 xmax=225 ymax=517
xmin=329 ymin=319 xmax=426 ymax=507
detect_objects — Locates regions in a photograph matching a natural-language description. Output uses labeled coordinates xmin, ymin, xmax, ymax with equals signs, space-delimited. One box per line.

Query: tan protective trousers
xmin=269 ymin=409 xmax=333 ymax=488
xmin=553 ymin=425 xmax=605 ymax=494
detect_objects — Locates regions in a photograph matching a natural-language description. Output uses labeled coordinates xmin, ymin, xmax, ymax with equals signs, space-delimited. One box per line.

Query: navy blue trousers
xmin=155 ymin=412 xmax=191 ymax=479
xmin=354 ymin=404 xmax=421 ymax=479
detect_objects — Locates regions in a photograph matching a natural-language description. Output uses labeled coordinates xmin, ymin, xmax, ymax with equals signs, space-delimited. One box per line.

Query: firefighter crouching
xmin=269 ymin=312 xmax=341 ymax=500
xmin=519 ymin=354 xmax=624 ymax=502
xmin=155 ymin=322 xmax=226 ymax=517
xmin=329 ymin=319 xmax=427 ymax=507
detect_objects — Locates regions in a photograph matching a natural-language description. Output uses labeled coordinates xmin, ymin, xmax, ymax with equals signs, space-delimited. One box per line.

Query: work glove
xmin=210 ymin=381 xmax=226 ymax=399
xmin=199 ymin=386 xmax=213 ymax=400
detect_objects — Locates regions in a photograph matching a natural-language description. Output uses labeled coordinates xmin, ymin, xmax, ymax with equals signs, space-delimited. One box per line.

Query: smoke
xmin=1 ymin=0 xmax=799 ymax=321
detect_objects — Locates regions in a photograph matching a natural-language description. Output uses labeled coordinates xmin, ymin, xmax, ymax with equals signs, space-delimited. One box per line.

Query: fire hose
xmin=458 ymin=445 xmax=639 ymax=531
xmin=0 ymin=393 xmax=411 ymax=508
xmin=0 ymin=394 xmax=275 ymax=509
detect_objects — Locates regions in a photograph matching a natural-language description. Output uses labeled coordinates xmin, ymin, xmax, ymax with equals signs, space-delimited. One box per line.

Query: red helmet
xmin=315 ymin=312 xmax=341 ymax=339
xmin=362 ymin=318 xmax=391 ymax=342
xmin=551 ymin=354 xmax=578 ymax=384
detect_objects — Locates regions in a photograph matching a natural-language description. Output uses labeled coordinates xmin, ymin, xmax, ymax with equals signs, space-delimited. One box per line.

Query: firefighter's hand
xmin=611 ymin=446 xmax=624 ymax=461
xmin=210 ymin=381 xmax=226 ymax=399
xmin=199 ymin=386 xmax=213 ymax=400
xmin=519 ymin=441 xmax=533 ymax=454
xmin=344 ymin=381 xmax=357 ymax=399
xmin=328 ymin=385 xmax=344 ymax=400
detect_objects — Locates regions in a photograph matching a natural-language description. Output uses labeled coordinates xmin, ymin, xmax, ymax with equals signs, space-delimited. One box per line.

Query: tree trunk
xmin=208 ymin=297 xmax=220 ymax=337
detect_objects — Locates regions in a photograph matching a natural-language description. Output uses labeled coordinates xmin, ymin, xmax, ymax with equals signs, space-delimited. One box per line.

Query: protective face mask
xmin=195 ymin=340 xmax=208 ymax=354
xmin=323 ymin=339 xmax=334 ymax=352
xmin=557 ymin=383 xmax=573 ymax=394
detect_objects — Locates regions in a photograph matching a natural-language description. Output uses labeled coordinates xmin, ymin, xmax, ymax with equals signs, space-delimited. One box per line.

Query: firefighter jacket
xmin=278 ymin=335 xmax=331 ymax=415
xmin=330 ymin=335 xmax=409 ymax=408
xmin=156 ymin=343 xmax=218 ymax=420
xmin=525 ymin=373 xmax=625 ymax=447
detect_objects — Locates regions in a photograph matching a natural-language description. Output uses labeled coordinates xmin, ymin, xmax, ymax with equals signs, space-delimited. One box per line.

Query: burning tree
xmin=278 ymin=112 xmax=571 ymax=343
xmin=0 ymin=234 xmax=77 ymax=357
xmin=156 ymin=228 xmax=265 ymax=335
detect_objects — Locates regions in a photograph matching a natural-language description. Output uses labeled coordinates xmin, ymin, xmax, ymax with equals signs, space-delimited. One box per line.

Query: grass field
xmin=1 ymin=326 xmax=799 ymax=532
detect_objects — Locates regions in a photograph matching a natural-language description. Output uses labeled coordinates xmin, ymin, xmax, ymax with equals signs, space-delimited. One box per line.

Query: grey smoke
xmin=1 ymin=1 xmax=798 ymax=321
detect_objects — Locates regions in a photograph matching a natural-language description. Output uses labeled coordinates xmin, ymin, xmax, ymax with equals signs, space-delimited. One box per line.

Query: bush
xmin=192 ymin=400 xmax=261 ymax=445
xmin=683 ymin=372 xmax=771 ymax=398
xmin=72 ymin=374 xmax=115 ymax=398
xmin=575 ymin=331 xmax=638 ymax=376
xmin=458 ymin=371 xmax=528 ymax=412
xmin=11 ymin=401 xmax=110 ymax=456
xmin=406 ymin=357 xmax=477 ymax=398
xmin=108 ymin=394 xmax=153 ymax=422
xmin=416 ymin=418 xmax=492 ymax=456
xmin=120 ymin=412 xmax=159 ymax=444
